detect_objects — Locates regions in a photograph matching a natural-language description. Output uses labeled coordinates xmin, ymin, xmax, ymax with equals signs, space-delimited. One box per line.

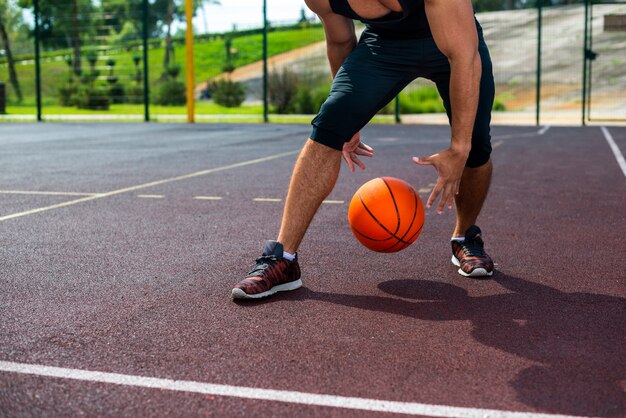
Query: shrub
xmin=75 ymin=86 xmax=110 ymax=110
xmin=492 ymin=100 xmax=506 ymax=111
xmin=58 ymin=84 xmax=78 ymax=107
xmin=164 ymin=64 xmax=181 ymax=80
xmin=126 ymin=85 xmax=144 ymax=104
xmin=293 ymin=87 xmax=314 ymax=114
xmin=108 ymin=83 xmax=126 ymax=104
xmin=210 ymin=79 xmax=246 ymax=108
xmin=381 ymin=86 xmax=446 ymax=114
xmin=152 ymin=79 xmax=186 ymax=106
xmin=268 ymin=68 xmax=299 ymax=114
xmin=292 ymin=83 xmax=331 ymax=114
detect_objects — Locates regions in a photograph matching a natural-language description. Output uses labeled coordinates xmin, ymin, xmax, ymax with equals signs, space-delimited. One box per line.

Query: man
xmin=231 ymin=0 xmax=495 ymax=300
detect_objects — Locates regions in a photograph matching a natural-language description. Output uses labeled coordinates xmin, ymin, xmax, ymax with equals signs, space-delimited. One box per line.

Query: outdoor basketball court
xmin=0 ymin=122 xmax=625 ymax=417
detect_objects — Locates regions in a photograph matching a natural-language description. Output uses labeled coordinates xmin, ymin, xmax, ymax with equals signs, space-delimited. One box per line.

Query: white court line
xmin=0 ymin=361 xmax=585 ymax=418
xmin=538 ymin=126 xmax=551 ymax=135
xmin=601 ymin=127 xmax=626 ymax=179
xmin=137 ymin=194 xmax=164 ymax=199
xmin=492 ymin=140 xmax=505 ymax=149
xmin=253 ymin=198 xmax=283 ymax=202
xmin=194 ymin=196 xmax=223 ymax=201
xmin=0 ymin=150 xmax=299 ymax=222
xmin=492 ymin=126 xmax=548 ymax=141
xmin=322 ymin=200 xmax=344 ymax=204
xmin=0 ymin=190 xmax=100 ymax=197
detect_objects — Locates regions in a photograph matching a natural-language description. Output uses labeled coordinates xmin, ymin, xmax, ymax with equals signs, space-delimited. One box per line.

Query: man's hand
xmin=413 ymin=147 xmax=469 ymax=213
xmin=342 ymin=132 xmax=374 ymax=172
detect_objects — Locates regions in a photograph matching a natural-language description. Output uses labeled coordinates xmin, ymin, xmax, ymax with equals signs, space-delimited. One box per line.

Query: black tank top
xmin=329 ymin=0 xmax=431 ymax=39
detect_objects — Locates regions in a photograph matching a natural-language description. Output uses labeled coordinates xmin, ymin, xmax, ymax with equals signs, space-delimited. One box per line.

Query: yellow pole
xmin=185 ymin=0 xmax=195 ymax=123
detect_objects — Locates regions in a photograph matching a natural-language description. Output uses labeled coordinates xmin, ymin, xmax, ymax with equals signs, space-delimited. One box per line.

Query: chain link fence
xmin=0 ymin=0 xmax=624 ymax=124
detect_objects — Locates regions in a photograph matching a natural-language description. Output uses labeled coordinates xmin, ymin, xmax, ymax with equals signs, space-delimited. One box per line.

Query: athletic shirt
xmin=329 ymin=0 xmax=432 ymax=39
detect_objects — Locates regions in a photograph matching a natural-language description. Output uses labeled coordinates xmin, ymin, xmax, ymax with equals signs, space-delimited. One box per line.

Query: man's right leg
xmin=232 ymin=30 xmax=414 ymax=299
xmin=278 ymin=139 xmax=342 ymax=254
xmin=231 ymin=140 xmax=340 ymax=300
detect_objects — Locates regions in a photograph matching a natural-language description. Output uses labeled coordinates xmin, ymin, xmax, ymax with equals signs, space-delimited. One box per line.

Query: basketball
xmin=348 ymin=177 xmax=425 ymax=253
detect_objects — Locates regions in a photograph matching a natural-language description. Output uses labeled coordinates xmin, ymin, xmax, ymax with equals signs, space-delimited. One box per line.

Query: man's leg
xmin=431 ymin=33 xmax=496 ymax=277
xmin=453 ymin=159 xmax=492 ymax=238
xmin=278 ymin=139 xmax=342 ymax=254
xmin=232 ymin=30 xmax=415 ymax=299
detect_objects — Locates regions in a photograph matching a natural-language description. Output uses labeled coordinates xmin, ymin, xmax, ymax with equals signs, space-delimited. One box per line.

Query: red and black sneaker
xmin=231 ymin=240 xmax=302 ymax=300
xmin=451 ymin=225 xmax=494 ymax=278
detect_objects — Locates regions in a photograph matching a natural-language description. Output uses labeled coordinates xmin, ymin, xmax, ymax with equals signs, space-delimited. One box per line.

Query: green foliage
xmin=164 ymin=64 xmax=181 ymax=79
xmin=292 ymin=84 xmax=330 ymax=114
xmin=109 ymin=83 xmax=126 ymax=104
xmin=492 ymin=100 xmax=506 ymax=111
xmin=293 ymin=87 xmax=314 ymax=114
xmin=125 ymin=85 xmax=144 ymax=104
xmin=57 ymin=84 xmax=78 ymax=106
xmin=152 ymin=79 xmax=186 ymax=106
xmin=380 ymin=86 xmax=446 ymax=114
xmin=210 ymin=79 xmax=246 ymax=108
xmin=268 ymin=68 xmax=299 ymax=114
xmin=74 ymin=85 xmax=110 ymax=110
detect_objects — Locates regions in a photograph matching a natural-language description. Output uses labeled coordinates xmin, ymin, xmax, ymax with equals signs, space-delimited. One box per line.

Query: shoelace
xmin=461 ymin=239 xmax=486 ymax=257
xmin=247 ymin=255 xmax=279 ymax=276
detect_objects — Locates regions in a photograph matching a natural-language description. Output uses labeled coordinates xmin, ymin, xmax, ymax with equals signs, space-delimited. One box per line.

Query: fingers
xmin=412 ymin=156 xmax=433 ymax=165
xmin=342 ymin=152 xmax=355 ymax=173
xmin=428 ymin=183 xmax=454 ymax=214
xmin=359 ymin=142 xmax=374 ymax=152
xmin=352 ymin=154 xmax=366 ymax=170
xmin=354 ymin=148 xmax=373 ymax=157
xmin=426 ymin=182 xmax=442 ymax=210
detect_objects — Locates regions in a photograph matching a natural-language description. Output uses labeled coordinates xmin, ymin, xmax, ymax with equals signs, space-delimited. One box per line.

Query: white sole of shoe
xmin=231 ymin=279 xmax=303 ymax=300
xmin=451 ymin=255 xmax=493 ymax=278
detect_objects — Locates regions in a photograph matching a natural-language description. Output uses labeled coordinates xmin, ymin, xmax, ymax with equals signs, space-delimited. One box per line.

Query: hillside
xmin=216 ymin=5 xmax=626 ymax=113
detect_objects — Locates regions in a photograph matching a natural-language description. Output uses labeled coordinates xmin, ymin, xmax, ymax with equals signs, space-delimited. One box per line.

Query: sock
xmin=451 ymin=237 xmax=465 ymax=242
xmin=282 ymin=251 xmax=296 ymax=261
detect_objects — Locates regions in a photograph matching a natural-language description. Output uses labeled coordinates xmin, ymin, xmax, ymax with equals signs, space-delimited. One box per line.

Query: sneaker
xmin=451 ymin=225 xmax=494 ymax=277
xmin=231 ymin=240 xmax=302 ymax=299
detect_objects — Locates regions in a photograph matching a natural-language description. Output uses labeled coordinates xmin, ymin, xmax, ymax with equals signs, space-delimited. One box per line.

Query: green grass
xmin=2 ymin=26 xmax=325 ymax=107
xmin=6 ymin=101 xmax=264 ymax=115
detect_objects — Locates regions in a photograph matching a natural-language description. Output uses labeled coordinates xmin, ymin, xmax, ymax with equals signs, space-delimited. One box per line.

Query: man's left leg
xmin=434 ymin=35 xmax=496 ymax=277
xmin=453 ymin=159 xmax=492 ymax=238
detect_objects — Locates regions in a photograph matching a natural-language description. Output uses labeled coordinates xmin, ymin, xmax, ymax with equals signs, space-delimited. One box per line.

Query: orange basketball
xmin=348 ymin=177 xmax=425 ymax=253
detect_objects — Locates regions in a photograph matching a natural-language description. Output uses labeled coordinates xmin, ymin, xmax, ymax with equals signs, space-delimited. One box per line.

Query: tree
xmin=18 ymin=0 xmax=98 ymax=77
xmin=160 ymin=0 xmax=206 ymax=70
xmin=0 ymin=0 xmax=23 ymax=102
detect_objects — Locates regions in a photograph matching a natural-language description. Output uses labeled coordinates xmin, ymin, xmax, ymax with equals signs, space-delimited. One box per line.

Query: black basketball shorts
xmin=310 ymin=26 xmax=495 ymax=168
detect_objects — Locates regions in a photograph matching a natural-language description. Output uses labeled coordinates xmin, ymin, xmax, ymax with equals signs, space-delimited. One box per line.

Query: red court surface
xmin=0 ymin=123 xmax=625 ymax=417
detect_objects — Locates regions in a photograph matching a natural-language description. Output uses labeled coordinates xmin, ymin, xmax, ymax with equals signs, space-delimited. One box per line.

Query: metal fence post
xmin=33 ymin=0 xmax=42 ymax=122
xmin=142 ymin=0 xmax=150 ymax=122
xmin=536 ymin=0 xmax=542 ymax=126
xmin=581 ymin=0 xmax=590 ymax=126
xmin=394 ymin=96 xmax=401 ymax=123
xmin=262 ymin=0 xmax=269 ymax=123
xmin=185 ymin=0 xmax=195 ymax=123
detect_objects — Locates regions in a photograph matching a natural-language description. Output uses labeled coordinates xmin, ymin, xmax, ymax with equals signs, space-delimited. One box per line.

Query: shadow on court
xmin=237 ymin=273 xmax=626 ymax=417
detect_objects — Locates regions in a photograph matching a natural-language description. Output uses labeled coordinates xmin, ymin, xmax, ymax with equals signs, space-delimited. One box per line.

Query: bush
xmin=74 ymin=86 xmax=110 ymax=110
xmin=108 ymin=83 xmax=126 ymax=104
xmin=268 ymin=68 xmax=299 ymax=114
xmin=58 ymin=84 xmax=78 ymax=107
xmin=293 ymin=87 xmax=314 ymax=114
xmin=164 ymin=64 xmax=181 ymax=80
xmin=292 ymin=83 xmax=331 ymax=114
xmin=210 ymin=79 xmax=246 ymax=108
xmin=126 ymin=85 xmax=144 ymax=104
xmin=152 ymin=79 xmax=186 ymax=106
xmin=492 ymin=100 xmax=506 ymax=111
xmin=381 ymin=86 xmax=446 ymax=114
